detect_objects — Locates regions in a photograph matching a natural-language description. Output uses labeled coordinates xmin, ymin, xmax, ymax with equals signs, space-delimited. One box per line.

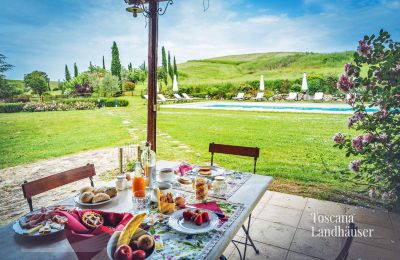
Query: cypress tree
xmin=102 ymin=56 xmax=105 ymax=70
xmin=173 ymin=56 xmax=178 ymax=80
xmin=65 ymin=65 xmax=71 ymax=81
xmin=73 ymin=63 xmax=78 ymax=77
xmin=90 ymin=61 xmax=92 ymax=67
xmin=111 ymin=41 xmax=121 ymax=81
xmin=161 ymin=46 xmax=168 ymax=85
xmin=128 ymin=62 xmax=133 ymax=71
xmin=168 ymin=51 xmax=173 ymax=81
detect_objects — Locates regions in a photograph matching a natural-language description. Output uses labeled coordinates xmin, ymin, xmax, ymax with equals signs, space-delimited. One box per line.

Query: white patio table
xmin=0 ymin=160 xmax=273 ymax=260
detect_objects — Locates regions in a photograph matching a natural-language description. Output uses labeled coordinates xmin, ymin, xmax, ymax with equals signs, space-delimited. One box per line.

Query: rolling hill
xmin=177 ymin=51 xmax=354 ymax=85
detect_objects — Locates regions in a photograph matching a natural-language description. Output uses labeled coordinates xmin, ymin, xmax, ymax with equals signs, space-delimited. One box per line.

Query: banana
xmin=116 ymin=212 xmax=147 ymax=248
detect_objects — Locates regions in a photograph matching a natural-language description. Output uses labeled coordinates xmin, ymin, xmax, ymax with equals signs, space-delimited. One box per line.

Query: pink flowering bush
xmin=333 ymin=30 xmax=400 ymax=209
xmin=23 ymin=101 xmax=95 ymax=112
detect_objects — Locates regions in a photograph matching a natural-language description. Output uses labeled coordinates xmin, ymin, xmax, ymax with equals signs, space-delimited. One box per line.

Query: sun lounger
xmin=287 ymin=92 xmax=298 ymax=101
xmin=173 ymin=93 xmax=185 ymax=102
xmin=157 ymin=94 xmax=175 ymax=103
xmin=182 ymin=93 xmax=195 ymax=100
xmin=232 ymin=92 xmax=245 ymax=100
xmin=143 ymin=94 xmax=148 ymax=100
xmin=252 ymin=92 xmax=264 ymax=101
xmin=313 ymin=92 xmax=324 ymax=101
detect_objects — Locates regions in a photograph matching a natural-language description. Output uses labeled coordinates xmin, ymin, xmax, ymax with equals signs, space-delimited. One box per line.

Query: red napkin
xmin=58 ymin=209 xmax=133 ymax=260
xmin=189 ymin=201 xmax=223 ymax=213
xmin=178 ymin=164 xmax=192 ymax=176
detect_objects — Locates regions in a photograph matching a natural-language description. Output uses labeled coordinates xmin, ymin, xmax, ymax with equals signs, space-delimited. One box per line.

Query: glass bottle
xmin=141 ymin=142 xmax=156 ymax=189
xmin=132 ymin=162 xmax=146 ymax=197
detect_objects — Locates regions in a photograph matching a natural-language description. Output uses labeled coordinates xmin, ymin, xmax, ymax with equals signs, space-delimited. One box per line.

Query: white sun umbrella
xmin=172 ymin=74 xmax=178 ymax=92
xmin=259 ymin=75 xmax=265 ymax=92
xmin=301 ymin=72 xmax=308 ymax=92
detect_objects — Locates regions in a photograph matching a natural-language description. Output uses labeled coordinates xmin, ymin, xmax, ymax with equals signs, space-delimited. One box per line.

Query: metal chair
xmin=22 ymin=164 xmax=96 ymax=211
xmin=209 ymin=143 xmax=260 ymax=260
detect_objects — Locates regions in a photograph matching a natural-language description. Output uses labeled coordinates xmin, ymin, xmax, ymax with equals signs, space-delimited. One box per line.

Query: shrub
xmin=0 ymin=103 xmax=24 ymax=113
xmin=22 ymin=101 xmax=95 ymax=112
xmin=104 ymin=98 xmax=129 ymax=107
xmin=290 ymin=83 xmax=301 ymax=92
xmin=123 ymin=81 xmax=135 ymax=93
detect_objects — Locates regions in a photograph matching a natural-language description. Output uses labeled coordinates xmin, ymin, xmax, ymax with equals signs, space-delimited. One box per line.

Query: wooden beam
xmin=147 ymin=0 xmax=158 ymax=152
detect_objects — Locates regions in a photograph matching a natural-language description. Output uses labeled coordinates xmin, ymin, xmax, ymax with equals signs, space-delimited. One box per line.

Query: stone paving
xmin=224 ymin=191 xmax=400 ymax=260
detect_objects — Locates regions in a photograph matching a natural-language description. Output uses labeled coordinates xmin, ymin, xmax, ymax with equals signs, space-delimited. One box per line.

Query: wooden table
xmin=0 ymin=161 xmax=273 ymax=260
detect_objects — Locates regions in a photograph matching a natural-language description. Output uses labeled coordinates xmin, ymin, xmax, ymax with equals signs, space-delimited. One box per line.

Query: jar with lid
xmin=213 ymin=176 xmax=227 ymax=195
xmin=195 ymin=177 xmax=208 ymax=201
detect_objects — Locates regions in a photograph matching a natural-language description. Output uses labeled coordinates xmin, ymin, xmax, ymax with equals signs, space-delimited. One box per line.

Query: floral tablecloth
xmin=141 ymin=191 xmax=244 ymax=260
xmin=172 ymin=167 xmax=252 ymax=200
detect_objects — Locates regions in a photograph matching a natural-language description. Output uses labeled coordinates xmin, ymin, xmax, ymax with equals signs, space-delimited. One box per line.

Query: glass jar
xmin=116 ymin=175 xmax=127 ymax=191
xmin=195 ymin=177 xmax=208 ymax=201
xmin=213 ymin=176 xmax=227 ymax=195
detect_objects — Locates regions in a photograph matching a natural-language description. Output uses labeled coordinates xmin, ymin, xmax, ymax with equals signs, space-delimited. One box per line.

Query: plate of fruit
xmin=168 ymin=208 xmax=219 ymax=234
xmin=107 ymin=213 xmax=155 ymax=260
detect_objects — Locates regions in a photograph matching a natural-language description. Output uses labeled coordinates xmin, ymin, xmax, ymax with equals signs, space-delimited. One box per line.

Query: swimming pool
xmin=162 ymin=102 xmax=379 ymax=114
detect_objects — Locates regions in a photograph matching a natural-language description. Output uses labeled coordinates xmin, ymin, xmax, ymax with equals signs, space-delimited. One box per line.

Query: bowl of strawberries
xmin=167 ymin=208 xmax=219 ymax=234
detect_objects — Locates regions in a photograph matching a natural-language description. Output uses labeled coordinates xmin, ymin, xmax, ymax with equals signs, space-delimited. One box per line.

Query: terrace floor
xmin=224 ymin=191 xmax=400 ymax=260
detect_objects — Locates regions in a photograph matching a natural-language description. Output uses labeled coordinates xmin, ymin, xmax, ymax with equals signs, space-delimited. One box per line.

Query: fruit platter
xmin=107 ymin=213 xmax=155 ymax=260
xmin=13 ymin=205 xmax=71 ymax=236
xmin=168 ymin=208 xmax=219 ymax=234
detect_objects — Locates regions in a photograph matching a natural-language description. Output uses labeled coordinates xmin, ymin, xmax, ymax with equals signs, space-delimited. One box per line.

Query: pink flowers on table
xmin=358 ymin=40 xmax=371 ymax=56
xmin=349 ymin=160 xmax=362 ymax=173
xmin=333 ymin=133 xmax=346 ymax=144
xmin=336 ymin=74 xmax=353 ymax=93
xmin=351 ymin=135 xmax=364 ymax=152
xmin=347 ymin=112 xmax=366 ymax=128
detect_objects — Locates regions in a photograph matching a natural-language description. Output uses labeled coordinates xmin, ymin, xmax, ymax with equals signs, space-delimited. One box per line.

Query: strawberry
xmin=201 ymin=211 xmax=210 ymax=222
xmin=183 ymin=210 xmax=193 ymax=221
xmin=194 ymin=214 xmax=203 ymax=226
xmin=194 ymin=209 xmax=201 ymax=214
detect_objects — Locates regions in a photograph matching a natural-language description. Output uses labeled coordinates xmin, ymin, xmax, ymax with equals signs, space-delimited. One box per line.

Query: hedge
xmin=0 ymin=103 xmax=24 ymax=113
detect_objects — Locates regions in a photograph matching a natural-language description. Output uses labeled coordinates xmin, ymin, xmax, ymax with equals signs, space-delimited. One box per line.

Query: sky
xmin=0 ymin=0 xmax=399 ymax=80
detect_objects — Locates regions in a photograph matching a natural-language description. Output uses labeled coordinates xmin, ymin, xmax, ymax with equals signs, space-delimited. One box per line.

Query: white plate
xmin=74 ymin=194 xmax=114 ymax=206
xmin=13 ymin=205 xmax=72 ymax=237
xmin=168 ymin=209 xmax=219 ymax=234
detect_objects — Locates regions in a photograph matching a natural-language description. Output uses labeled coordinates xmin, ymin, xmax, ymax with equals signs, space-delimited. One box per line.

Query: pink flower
xmin=348 ymin=112 xmax=366 ymax=128
xmin=363 ymin=133 xmax=374 ymax=144
xmin=395 ymin=93 xmax=400 ymax=100
xmin=379 ymin=108 xmax=389 ymax=119
xmin=344 ymin=63 xmax=351 ymax=75
xmin=379 ymin=133 xmax=388 ymax=142
xmin=381 ymin=192 xmax=389 ymax=201
xmin=333 ymin=133 xmax=346 ymax=144
xmin=349 ymin=160 xmax=362 ymax=172
xmin=358 ymin=40 xmax=371 ymax=56
xmin=337 ymin=74 xmax=353 ymax=93
xmin=346 ymin=93 xmax=356 ymax=105
xmin=351 ymin=135 xmax=364 ymax=152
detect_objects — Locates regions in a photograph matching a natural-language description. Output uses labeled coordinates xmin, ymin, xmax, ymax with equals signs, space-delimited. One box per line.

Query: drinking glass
xmin=132 ymin=190 xmax=150 ymax=213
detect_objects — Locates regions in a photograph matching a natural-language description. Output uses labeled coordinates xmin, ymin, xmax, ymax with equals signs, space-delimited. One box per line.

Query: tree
xmin=161 ymin=46 xmax=168 ymax=85
xmin=102 ymin=56 xmax=106 ymax=70
xmin=0 ymin=54 xmax=13 ymax=74
xmin=173 ymin=56 xmax=178 ymax=80
xmin=0 ymin=54 xmax=21 ymax=99
xmin=111 ymin=41 xmax=122 ymax=81
xmin=74 ymin=63 xmax=79 ymax=78
xmin=24 ymin=71 xmax=48 ymax=100
xmin=128 ymin=63 xmax=133 ymax=71
xmin=168 ymin=51 xmax=173 ymax=81
xmin=333 ymin=30 xmax=400 ymax=209
xmin=102 ymin=73 xmax=120 ymax=97
xmin=65 ymin=65 xmax=71 ymax=81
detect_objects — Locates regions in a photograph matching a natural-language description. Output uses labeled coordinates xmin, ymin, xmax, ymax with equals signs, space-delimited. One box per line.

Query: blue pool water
xmin=205 ymin=104 xmax=379 ymax=113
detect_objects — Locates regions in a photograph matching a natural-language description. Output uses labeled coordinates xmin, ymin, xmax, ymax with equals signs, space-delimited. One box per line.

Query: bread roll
xmin=80 ymin=192 xmax=94 ymax=203
xmin=92 ymin=193 xmax=110 ymax=203
xmin=104 ymin=187 xmax=117 ymax=198
xmin=93 ymin=186 xmax=107 ymax=194
xmin=80 ymin=186 xmax=94 ymax=194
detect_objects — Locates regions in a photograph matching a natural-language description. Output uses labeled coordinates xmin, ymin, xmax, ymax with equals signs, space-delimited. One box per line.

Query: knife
xmin=185 ymin=205 xmax=226 ymax=218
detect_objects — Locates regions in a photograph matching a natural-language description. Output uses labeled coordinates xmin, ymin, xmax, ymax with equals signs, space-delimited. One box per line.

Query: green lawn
xmin=0 ymin=95 xmax=364 ymax=204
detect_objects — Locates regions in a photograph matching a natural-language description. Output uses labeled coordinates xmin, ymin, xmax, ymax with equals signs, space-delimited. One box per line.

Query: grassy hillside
xmin=178 ymin=51 xmax=354 ymax=85
xmin=7 ymin=80 xmax=59 ymax=91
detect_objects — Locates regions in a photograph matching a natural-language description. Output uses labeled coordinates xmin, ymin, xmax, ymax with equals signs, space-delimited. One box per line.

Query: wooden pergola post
xmin=147 ymin=0 xmax=158 ymax=152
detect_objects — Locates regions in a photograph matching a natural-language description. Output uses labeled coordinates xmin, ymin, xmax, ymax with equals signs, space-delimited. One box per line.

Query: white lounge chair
xmin=173 ymin=93 xmax=185 ymax=102
xmin=143 ymin=94 xmax=148 ymax=100
xmin=313 ymin=92 xmax=324 ymax=101
xmin=233 ymin=92 xmax=245 ymax=100
xmin=252 ymin=92 xmax=264 ymax=101
xmin=182 ymin=93 xmax=195 ymax=100
xmin=157 ymin=94 xmax=175 ymax=103
xmin=287 ymin=92 xmax=298 ymax=101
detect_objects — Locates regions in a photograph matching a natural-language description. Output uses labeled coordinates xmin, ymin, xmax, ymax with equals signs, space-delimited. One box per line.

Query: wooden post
xmin=147 ymin=0 xmax=158 ymax=152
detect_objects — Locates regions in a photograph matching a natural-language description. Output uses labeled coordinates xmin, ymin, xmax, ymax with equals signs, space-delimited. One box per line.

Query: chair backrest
xmin=22 ymin=164 xmax=96 ymax=211
xmin=157 ymin=94 xmax=167 ymax=102
xmin=314 ymin=92 xmax=324 ymax=100
xmin=173 ymin=93 xmax=182 ymax=99
xmin=288 ymin=92 xmax=298 ymax=100
xmin=209 ymin=142 xmax=260 ymax=174
xmin=335 ymin=223 xmax=357 ymax=260
xmin=182 ymin=93 xmax=191 ymax=99
xmin=237 ymin=92 xmax=245 ymax=98
xmin=256 ymin=92 xmax=264 ymax=99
